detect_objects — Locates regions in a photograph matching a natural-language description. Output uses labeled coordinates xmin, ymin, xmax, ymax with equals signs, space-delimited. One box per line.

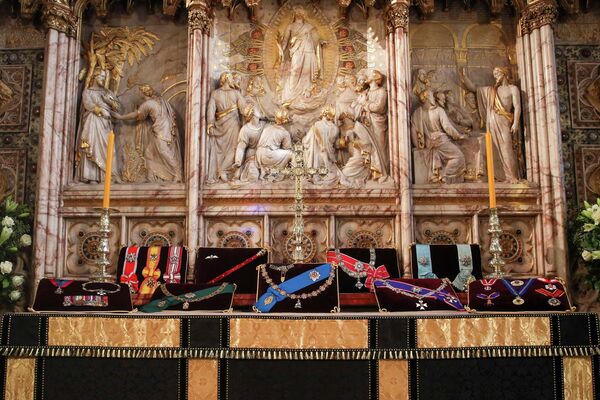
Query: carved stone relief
xmin=335 ymin=217 xmax=394 ymax=248
xmin=0 ymin=148 xmax=26 ymax=203
xmin=65 ymin=218 xmax=121 ymax=276
xmin=204 ymin=217 xmax=263 ymax=248
xmin=128 ymin=219 xmax=185 ymax=246
xmin=206 ymin=1 xmax=390 ymax=189
xmin=409 ymin=5 xmax=521 ymax=185
xmin=414 ymin=217 xmax=471 ymax=244
xmin=0 ymin=64 xmax=32 ymax=132
xmin=479 ymin=216 xmax=534 ymax=275
xmin=76 ymin=9 xmax=188 ymax=184
xmin=568 ymin=61 xmax=600 ymax=129
xmin=269 ymin=217 xmax=329 ymax=263
xmin=574 ymin=145 xmax=600 ymax=205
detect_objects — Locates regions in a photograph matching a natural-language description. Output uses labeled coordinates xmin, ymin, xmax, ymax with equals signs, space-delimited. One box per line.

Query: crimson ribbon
xmin=326 ymin=250 xmax=390 ymax=290
xmin=206 ymin=249 xmax=266 ymax=285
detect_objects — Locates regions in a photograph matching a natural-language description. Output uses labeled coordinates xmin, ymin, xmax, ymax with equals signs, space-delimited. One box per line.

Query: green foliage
xmin=572 ymin=198 xmax=600 ymax=296
xmin=0 ymin=197 xmax=31 ymax=304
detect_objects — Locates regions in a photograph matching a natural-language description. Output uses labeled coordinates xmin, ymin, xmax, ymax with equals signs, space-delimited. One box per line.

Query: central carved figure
xmin=278 ymin=6 xmax=325 ymax=106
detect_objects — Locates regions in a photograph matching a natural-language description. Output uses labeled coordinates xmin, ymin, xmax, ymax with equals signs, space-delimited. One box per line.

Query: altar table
xmin=0 ymin=312 xmax=598 ymax=400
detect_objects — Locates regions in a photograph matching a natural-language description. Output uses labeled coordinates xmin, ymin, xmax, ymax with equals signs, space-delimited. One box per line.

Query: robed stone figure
xmin=410 ymin=90 xmax=467 ymax=184
xmin=461 ymin=67 xmax=521 ymax=183
xmin=113 ymin=84 xmax=183 ymax=182
xmin=206 ymin=72 xmax=247 ymax=183
xmin=278 ymin=6 xmax=325 ymax=104
xmin=76 ymin=70 xmax=119 ymax=183
xmin=302 ymin=105 xmax=340 ymax=185
xmin=233 ymin=104 xmax=265 ymax=183
xmin=256 ymin=109 xmax=293 ymax=179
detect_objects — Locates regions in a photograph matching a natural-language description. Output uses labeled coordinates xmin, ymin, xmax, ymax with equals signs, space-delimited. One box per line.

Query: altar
xmin=1 ymin=311 xmax=598 ymax=400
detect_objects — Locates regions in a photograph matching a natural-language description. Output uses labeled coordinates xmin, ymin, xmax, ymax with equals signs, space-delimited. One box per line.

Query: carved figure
xmin=352 ymin=70 xmax=389 ymax=176
xmin=278 ymin=6 xmax=325 ymax=104
xmin=256 ymin=109 xmax=293 ymax=180
xmin=206 ymin=72 xmax=247 ymax=184
xmin=461 ymin=67 xmax=521 ymax=183
xmin=410 ymin=90 xmax=467 ymax=184
xmin=112 ymin=85 xmax=183 ymax=183
xmin=412 ymin=68 xmax=434 ymax=98
xmin=302 ymin=105 xmax=341 ymax=185
xmin=334 ymin=74 xmax=358 ymax=166
xmin=233 ymin=104 xmax=265 ymax=183
xmin=76 ymin=70 xmax=120 ymax=183
xmin=444 ymin=90 xmax=474 ymax=133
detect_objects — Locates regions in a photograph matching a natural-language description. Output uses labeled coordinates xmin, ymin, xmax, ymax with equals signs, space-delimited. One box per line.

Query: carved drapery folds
xmin=486 ymin=0 xmax=505 ymax=15
xmin=519 ymin=0 xmax=559 ymax=35
xmin=163 ymin=0 xmax=183 ymax=16
xmin=383 ymin=0 xmax=409 ymax=34
xmin=414 ymin=0 xmax=434 ymax=16
xmin=187 ymin=0 xmax=213 ymax=34
xmin=42 ymin=1 xmax=78 ymax=37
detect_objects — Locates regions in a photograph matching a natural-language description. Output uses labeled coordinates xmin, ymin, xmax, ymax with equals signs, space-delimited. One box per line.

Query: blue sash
xmin=415 ymin=245 xmax=437 ymax=279
xmin=374 ymin=279 xmax=464 ymax=311
xmin=453 ymin=244 xmax=474 ymax=291
xmin=255 ymin=263 xmax=332 ymax=313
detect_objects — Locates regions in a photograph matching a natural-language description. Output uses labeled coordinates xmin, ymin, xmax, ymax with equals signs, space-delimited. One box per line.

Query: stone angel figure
xmin=111 ymin=84 xmax=183 ymax=183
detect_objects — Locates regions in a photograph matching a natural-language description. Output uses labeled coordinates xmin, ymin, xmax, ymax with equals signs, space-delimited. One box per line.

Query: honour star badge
xmin=126 ymin=253 xmax=137 ymax=262
xmin=416 ymin=299 xmax=428 ymax=310
xmin=418 ymin=256 xmax=429 ymax=266
xmin=264 ymin=295 xmax=274 ymax=305
xmin=459 ymin=255 xmax=472 ymax=266
xmin=309 ymin=270 xmax=320 ymax=282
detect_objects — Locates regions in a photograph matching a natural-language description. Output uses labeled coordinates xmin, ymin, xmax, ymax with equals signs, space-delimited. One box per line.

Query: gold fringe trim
xmin=1 ymin=346 xmax=599 ymax=360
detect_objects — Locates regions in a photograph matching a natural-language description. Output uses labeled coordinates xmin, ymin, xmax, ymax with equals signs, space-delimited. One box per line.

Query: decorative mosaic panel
xmin=574 ymin=145 xmax=600 ymax=205
xmin=0 ymin=64 xmax=31 ymax=132
xmin=414 ymin=217 xmax=472 ymax=245
xmin=204 ymin=218 xmax=263 ymax=248
xmin=0 ymin=148 xmax=26 ymax=203
xmin=269 ymin=217 xmax=329 ymax=264
xmin=0 ymin=49 xmax=44 ymax=209
xmin=479 ymin=216 xmax=534 ymax=275
xmin=128 ymin=219 xmax=185 ymax=246
xmin=65 ymin=219 xmax=122 ymax=277
xmin=334 ymin=217 xmax=394 ymax=248
xmin=568 ymin=60 xmax=600 ymax=128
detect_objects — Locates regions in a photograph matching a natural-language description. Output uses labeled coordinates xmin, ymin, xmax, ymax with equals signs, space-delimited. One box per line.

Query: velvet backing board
xmin=255 ymin=263 xmax=339 ymax=312
xmin=328 ymin=248 xmax=400 ymax=293
xmin=374 ymin=278 xmax=464 ymax=311
xmin=116 ymin=246 xmax=189 ymax=305
xmin=31 ymin=279 xmax=133 ymax=312
xmin=409 ymin=244 xmax=482 ymax=288
xmin=467 ymin=277 xmax=575 ymax=312
xmin=195 ymin=247 xmax=268 ymax=294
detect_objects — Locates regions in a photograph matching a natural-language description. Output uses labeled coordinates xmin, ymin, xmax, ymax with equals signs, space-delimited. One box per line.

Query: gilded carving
xmin=383 ymin=1 xmax=409 ymax=34
xmin=415 ymin=218 xmax=471 ymax=245
xmin=519 ymin=0 xmax=558 ymax=35
xmin=479 ymin=217 xmax=534 ymax=275
xmin=42 ymin=2 xmax=78 ymax=37
xmin=270 ymin=217 xmax=328 ymax=263
xmin=567 ymin=61 xmax=600 ymax=128
xmin=574 ymin=145 xmax=600 ymax=205
xmin=205 ymin=218 xmax=263 ymax=247
xmin=0 ymin=65 xmax=32 ymax=132
xmin=65 ymin=219 xmax=121 ymax=276
xmin=129 ymin=219 xmax=185 ymax=246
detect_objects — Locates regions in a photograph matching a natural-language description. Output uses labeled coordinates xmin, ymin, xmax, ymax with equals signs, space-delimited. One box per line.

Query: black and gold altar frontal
xmin=0 ymin=312 xmax=599 ymax=400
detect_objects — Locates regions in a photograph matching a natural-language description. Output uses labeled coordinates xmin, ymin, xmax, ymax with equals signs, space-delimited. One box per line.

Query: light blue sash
xmin=255 ymin=263 xmax=332 ymax=313
xmin=415 ymin=244 xmax=437 ymax=279
xmin=454 ymin=244 xmax=474 ymax=291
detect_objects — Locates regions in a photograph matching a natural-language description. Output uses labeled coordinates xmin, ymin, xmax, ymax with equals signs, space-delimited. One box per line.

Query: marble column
xmin=34 ymin=2 xmax=79 ymax=282
xmin=185 ymin=0 xmax=213 ymax=280
xmin=517 ymin=0 xmax=567 ymax=277
xmin=384 ymin=0 xmax=414 ymax=277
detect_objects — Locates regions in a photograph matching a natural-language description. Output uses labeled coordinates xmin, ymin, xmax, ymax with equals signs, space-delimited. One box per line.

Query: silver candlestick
xmin=92 ymin=207 xmax=116 ymax=282
xmin=486 ymin=207 xmax=508 ymax=278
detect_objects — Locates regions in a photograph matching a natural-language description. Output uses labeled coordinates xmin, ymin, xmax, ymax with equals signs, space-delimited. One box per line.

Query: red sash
xmin=120 ymin=246 xmax=140 ymax=293
xmin=206 ymin=249 xmax=267 ymax=285
xmin=326 ymin=250 xmax=390 ymax=290
xmin=165 ymin=246 xmax=183 ymax=284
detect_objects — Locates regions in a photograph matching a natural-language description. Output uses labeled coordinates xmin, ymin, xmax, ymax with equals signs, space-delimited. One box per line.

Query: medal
xmin=481 ymin=279 xmax=497 ymax=291
xmin=535 ymin=287 xmax=564 ymax=307
xmin=501 ymin=278 xmax=535 ymax=306
xmin=50 ymin=279 xmax=74 ymax=294
xmin=477 ymin=292 xmax=500 ymax=306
